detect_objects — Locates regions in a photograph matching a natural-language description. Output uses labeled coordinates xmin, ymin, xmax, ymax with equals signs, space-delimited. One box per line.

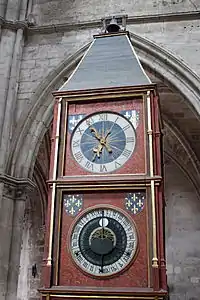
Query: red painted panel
xmin=59 ymin=192 xmax=149 ymax=288
xmin=63 ymin=98 xmax=147 ymax=176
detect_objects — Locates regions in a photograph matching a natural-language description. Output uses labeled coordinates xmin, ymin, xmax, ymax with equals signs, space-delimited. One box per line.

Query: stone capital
xmin=0 ymin=16 xmax=28 ymax=31
xmin=0 ymin=173 xmax=36 ymax=201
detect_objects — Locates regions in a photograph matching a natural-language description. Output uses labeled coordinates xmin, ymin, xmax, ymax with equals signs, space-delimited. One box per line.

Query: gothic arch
xmin=8 ymin=31 xmax=200 ymax=179
xmin=163 ymin=118 xmax=200 ymax=199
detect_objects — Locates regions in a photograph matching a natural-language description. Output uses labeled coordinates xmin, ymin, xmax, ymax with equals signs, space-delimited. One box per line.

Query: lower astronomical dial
xmin=70 ymin=206 xmax=138 ymax=277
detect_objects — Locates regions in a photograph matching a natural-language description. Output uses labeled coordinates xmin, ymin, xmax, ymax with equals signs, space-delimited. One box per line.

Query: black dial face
xmin=70 ymin=207 xmax=138 ymax=277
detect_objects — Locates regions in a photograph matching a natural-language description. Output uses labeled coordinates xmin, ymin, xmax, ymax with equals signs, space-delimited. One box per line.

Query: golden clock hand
xmin=102 ymin=140 xmax=112 ymax=153
xmin=91 ymin=128 xmax=112 ymax=161
xmin=92 ymin=143 xmax=103 ymax=161
xmin=90 ymin=127 xmax=101 ymax=141
xmin=104 ymin=129 xmax=111 ymax=139
xmin=100 ymin=129 xmax=113 ymax=152
xmin=99 ymin=134 xmax=112 ymax=153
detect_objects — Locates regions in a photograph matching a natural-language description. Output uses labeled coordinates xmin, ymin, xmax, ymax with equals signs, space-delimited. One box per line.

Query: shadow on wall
xmin=165 ymin=158 xmax=200 ymax=300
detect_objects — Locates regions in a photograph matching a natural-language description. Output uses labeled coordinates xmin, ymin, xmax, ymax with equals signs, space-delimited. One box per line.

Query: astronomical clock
xmin=39 ymin=17 xmax=168 ymax=300
xmin=71 ymin=111 xmax=136 ymax=174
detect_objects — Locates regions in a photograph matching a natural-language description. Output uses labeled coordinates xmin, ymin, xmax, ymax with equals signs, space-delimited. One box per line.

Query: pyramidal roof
xmin=59 ymin=32 xmax=151 ymax=92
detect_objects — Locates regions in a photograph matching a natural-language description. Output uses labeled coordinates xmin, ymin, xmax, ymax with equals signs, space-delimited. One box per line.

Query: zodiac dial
xmin=70 ymin=207 xmax=138 ymax=277
xmin=71 ymin=112 xmax=136 ymax=173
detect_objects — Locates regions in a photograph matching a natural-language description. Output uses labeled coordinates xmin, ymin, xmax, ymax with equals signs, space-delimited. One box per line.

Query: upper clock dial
xmin=71 ymin=112 xmax=136 ymax=173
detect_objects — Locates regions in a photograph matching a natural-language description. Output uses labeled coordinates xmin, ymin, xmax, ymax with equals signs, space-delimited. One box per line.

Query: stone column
xmin=0 ymin=182 xmax=15 ymax=299
xmin=0 ymin=0 xmax=29 ymax=172
xmin=0 ymin=174 xmax=36 ymax=300
xmin=0 ymin=24 xmax=26 ymax=171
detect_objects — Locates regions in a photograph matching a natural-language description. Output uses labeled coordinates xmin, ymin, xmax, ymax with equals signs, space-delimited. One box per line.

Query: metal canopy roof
xmin=59 ymin=33 xmax=151 ymax=91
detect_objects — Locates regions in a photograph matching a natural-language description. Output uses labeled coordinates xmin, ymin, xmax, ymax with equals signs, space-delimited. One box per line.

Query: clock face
xmin=70 ymin=207 xmax=138 ymax=277
xmin=71 ymin=112 xmax=136 ymax=173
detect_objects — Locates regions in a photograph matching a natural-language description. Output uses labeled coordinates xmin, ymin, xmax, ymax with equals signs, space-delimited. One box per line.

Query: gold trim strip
xmin=143 ymin=94 xmax=148 ymax=176
xmin=63 ymin=173 xmax=147 ymax=179
xmin=54 ymin=182 xmax=160 ymax=190
xmin=48 ymin=294 xmax=163 ymax=299
xmin=55 ymin=190 xmax=62 ymax=285
xmin=56 ymin=185 xmax=151 ymax=190
xmin=60 ymin=93 xmax=143 ymax=102
xmin=147 ymin=91 xmax=153 ymax=177
xmin=151 ymin=180 xmax=158 ymax=267
xmin=61 ymin=101 xmax=68 ymax=175
xmin=53 ymin=85 xmax=156 ymax=98
xmin=47 ymin=98 xmax=62 ymax=266
xmin=53 ymin=98 xmax=62 ymax=180
xmin=62 ymin=172 xmax=148 ymax=177
xmin=147 ymin=91 xmax=158 ymax=267
xmin=146 ymin=190 xmax=151 ymax=287
xmin=57 ymin=182 xmax=160 ymax=186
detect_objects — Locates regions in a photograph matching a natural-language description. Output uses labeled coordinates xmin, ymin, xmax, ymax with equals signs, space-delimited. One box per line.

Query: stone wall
xmin=16 ymin=29 xmax=95 ymax=122
xmin=32 ymin=0 xmax=200 ymax=25
xmin=17 ymin=190 xmax=44 ymax=300
xmin=16 ymin=17 xmax=200 ymax=122
xmin=165 ymin=159 xmax=200 ymax=300
xmin=129 ymin=19 xmax=200 ymax=77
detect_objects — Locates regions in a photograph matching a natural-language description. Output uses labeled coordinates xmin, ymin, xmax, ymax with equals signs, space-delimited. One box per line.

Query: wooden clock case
xmin=39 ymin=85 xmax=167 ymax=300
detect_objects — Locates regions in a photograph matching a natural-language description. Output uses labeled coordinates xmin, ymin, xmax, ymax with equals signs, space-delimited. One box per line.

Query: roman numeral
xmin=122 ymin=148 xmax=132 ymax=158
xmin=72 ymin=140 xmax=80 ymax=147
xmin=86 ymin=117 xmax=94 ymax=126
xmin=126 ymin=136 xmax=135 ymax=143
xmin=77 ymin=255 xmax=83 ymax=263
xmin=115 ymin=161 xmax=121 ymax=169
xmin=111 ymin=266 xmax=118 ymax=272
xmin=114 ymin=116 xmax=119 ymax=123
xmin=74 ymin=151 xmax=83 ymax=162
xmin=76 ymin=127 xmax=84 ymax=135
xmin=125 ymin=251 xmax=131 ymax=257
xmin=85 ymin=161 xmax=94 ymax=171
xmin=100 ymin=164 xmax=107 ymax=173
xmin=83 ymin=261 xmax=89 ymax=268
xmin=99 ymin=113 xmax=107 ymax=121
xmin=74 ymin=251 xmax=80 ymax=256
xmin=128 ymin=234 xmax=134 ymax=240
xmin=123 ymin=124 xmax=131 ymax=131
xmin=72 ymin=240 xmax=78 ymax=247
xmin=123 ymin=255 xmax=129 ymax=262
xmin=89 ymin=265 xmax=94 ymax=272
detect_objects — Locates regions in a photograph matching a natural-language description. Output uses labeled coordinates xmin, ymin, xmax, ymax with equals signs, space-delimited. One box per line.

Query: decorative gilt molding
xmin=0 ymin=173 xmax=36 ymax=200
